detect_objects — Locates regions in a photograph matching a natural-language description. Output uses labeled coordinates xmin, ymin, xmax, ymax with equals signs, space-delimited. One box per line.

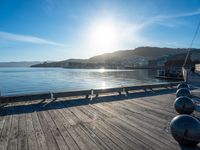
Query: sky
xmin=0 ymin=0 xmax=200 ymax=62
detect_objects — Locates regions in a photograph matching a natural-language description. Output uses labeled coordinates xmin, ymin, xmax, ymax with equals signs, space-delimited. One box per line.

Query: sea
xmin=0 ymin=67 xmax=170 ymax=96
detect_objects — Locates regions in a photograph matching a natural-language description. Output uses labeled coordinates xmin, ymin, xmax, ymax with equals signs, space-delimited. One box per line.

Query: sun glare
xmin=88 ymin=21 xmax=119 ymax=54
xmin=101 ymin=81 xmax=106 ymax=89
xmin=99 ymin=68 xmax=105 ymax=73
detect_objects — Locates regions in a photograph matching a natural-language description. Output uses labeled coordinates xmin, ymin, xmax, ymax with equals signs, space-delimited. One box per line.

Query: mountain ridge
xmin=31 ymin=46 xmax=200 ymax=68
xmin=0 ymin=61 xmax=41 ymax=67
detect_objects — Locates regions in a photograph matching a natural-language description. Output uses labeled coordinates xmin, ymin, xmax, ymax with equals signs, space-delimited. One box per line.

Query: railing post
xmin=90 ymin=89 xmax=93 ymax=101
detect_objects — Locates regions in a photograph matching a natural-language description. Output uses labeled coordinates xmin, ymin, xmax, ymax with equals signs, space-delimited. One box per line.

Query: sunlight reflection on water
xmin=0 ymin=67 xmax=168 ymax=96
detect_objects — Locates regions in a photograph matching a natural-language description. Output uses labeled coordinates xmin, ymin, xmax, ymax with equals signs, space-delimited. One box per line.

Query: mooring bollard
xmin=174 ymin=96 xmax=194 ymax=114
xmin=170 ymin=83 xmax=200 ymax=146
xmin=177 ymin=82 xmax=189 ymax=90
xmin=170 ymin=115 xmax=200 ymax=145
xmin=176 ymin=88 xmax=191 ymax=98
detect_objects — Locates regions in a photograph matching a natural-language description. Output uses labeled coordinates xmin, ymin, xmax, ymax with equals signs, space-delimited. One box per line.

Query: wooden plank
xmin=125 ymin=115 xmax=177 ymax=144
xmin=79 ymin=123 xmax=111 ymax=150
xmin=105 ymin=99 xmax=172 ymax=129
xmin=51 ymin=102 xmax=102 ymax=150
xmin=0 ymin=109 xmax=12 ymax=150
xmin=101 ymin=119 xmax=153 ymax=150
xmin=57 ymin=101 xmax=80 ymax=126
xmin=17 ymin=113 xmax=28 ymax=150
xmin=48 ymin=109 xmax=80 ymax=150
xmin=0 ymin=108 xmax=6 ymax=136
xmin=36 ymin=111 xmax=59 ymax=150
xmin=90 ymin=121 xmax=132 ymax=150
xmin=118 ymin=103 xmax=168 ymax=129
xmin=1 ymin=87 xmax=191 ymax=150
xmin=133 ymin=98 xmax=174 ymax=113
xmin=129 ymin=99 xmax=175 ymax=114
xmin=26 ymin=112 xmax=39 ymax=150
xmin=90 ymin=104 xmax=115 ymax=119
xmin=111 ymin=102 xmax=177 ymax=149
xmin=93 ymin=96 xmax=178 ymax=149
xmin=126 ymin=100 xmax=173 ymax=119
xmin=31 ymin=112 xmax=48 ymax=150
xmin=42 ymin=110 xmax=70 ymax=150
xmin=94 ymin=103 xmax=173 ymax=150
xmin=7 ymin=114 xmax=18 ymax=150
xmin=73 ymin=125 xmax=100 ymax=150
xmin=69 ymin=106 xmax=92 ymax=122
xmin=109 ymin=117 xmax=173 ymax=150
xmin=95 ymin=120 xmax=143 ymax=150
xmin=140 ymin=94 xmax=176 ymax=107
xmin=80 ymin=123 xmax=121 ymax=150
xmin=78 ymin=105 xmax=105 ymax=122
xmin=112 ymin=116 xmax=178 ymax=150
xmin=109 ymin=99 xmax=170 ymax=121
xmin=67 ymin=126 xmax=92 ymax=150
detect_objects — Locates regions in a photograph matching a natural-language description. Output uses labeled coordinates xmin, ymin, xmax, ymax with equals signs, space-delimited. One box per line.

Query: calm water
xmin=0 ymin=67 xmax=168 ymax=96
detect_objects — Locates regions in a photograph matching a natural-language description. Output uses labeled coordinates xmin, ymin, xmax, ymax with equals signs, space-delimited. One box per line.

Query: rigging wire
xmin=183 ymin=19 xmax=200 ymax=67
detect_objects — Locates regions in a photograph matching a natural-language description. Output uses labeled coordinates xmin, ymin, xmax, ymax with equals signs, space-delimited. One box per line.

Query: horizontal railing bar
xmin=0 ymin=82 xmax=179 ymax=103
xmin=53 ymin=90 xmax=91 ymax=99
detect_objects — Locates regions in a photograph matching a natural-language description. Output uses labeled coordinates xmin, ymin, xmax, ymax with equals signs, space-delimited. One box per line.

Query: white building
xmin=196 ymin=64 xmax=200 ymax=71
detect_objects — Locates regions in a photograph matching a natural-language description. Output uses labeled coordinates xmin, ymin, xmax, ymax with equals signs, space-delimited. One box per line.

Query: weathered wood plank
xmin=90 ymin=121 xmax=133 ymax=150
xmin=81 ymin=123 xmax=121 ymax=150
xmin=0 ymin=105 xmax=12 ymax=150
xmin=58 ymin=100 xmax=81 ymax=126
xmin=117 ymin=100 xmax=168 ymax=124
xmin=125 ymin=115 xmax=177 ymax=144
xmin=26 ymin=112 xmax=39 ymax=150
xmin=36 ymin=111 xmax=59 ymax=150
xmin=133 ymin=98 xmax=175 ymax=113
xmin=48 ymin=109 xmax=80 ymax=150
xmin=95 ymin=103 xmax=174 ymax=150
xmin=109 ymin=117 xmax=172 ymax=150
xmin=79 ymin=123 xmax=111 ymax=150
xmin=2 ymin=88 xmax=199 ymax=150
xmin=42 ymin=110 xmax=69 ymax=150
xmin=102 ymin=119 xmax=153 ymax=150
xmin=127 ymin=100 xmax=173 ymax=119
xmin=74 ymin=125 xmax=101 ymax=150
xmin=31 ymin=112 xmax=49 ymax=150
xmin=17 ymin=113 xmax=28 ymax=150
xmin=67 ymin=126 xmax=91 ymax=150
xmin=69 ymin=106 xmax=92 ymax=122
xmin=0 ymin=108 xmax=6 ymax=136
xmin=7 ymin=114 xmax=18 ymax=150
xmin=95 ymin=120 xmax=143 ymax=150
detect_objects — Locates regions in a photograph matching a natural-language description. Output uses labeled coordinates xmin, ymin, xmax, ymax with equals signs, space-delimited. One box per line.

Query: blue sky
xmin=0 ymin=0 xmax=200 ymax=61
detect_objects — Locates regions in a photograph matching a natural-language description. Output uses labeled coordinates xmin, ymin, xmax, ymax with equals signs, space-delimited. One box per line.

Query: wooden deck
xmin=0 ymin=88 xmax=200 ymax=150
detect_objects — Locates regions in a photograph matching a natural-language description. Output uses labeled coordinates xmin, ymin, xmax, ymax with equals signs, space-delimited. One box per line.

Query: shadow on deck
xmin=1 ymin=88 xmax=176 ymax=116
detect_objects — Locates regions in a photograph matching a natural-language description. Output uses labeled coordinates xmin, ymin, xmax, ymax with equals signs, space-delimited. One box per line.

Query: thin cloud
xmin=115 ymin=9 xmax=200 ymax=48
xmin=156 ymin=9 xmax=200 ymax=19
xmin=140 ymin=9 xmax=200 ymax=28
xmin=0 ymin=31 xmax=64 ymax=47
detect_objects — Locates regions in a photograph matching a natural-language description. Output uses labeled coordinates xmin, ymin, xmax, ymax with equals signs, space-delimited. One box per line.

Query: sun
xmin=99 ymin=68 xmax=105 ymax=73
xmin=88 ymin=21 xmax=119 ymax=54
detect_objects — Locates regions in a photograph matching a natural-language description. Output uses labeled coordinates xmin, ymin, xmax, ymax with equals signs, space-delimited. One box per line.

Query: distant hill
xmin=0 ymin=61 xmax=41 ymax=67
xmin=87 ymin=47 xmax=189 ymax=63
xmin=31 ymin=47 xmax=200 ymax=68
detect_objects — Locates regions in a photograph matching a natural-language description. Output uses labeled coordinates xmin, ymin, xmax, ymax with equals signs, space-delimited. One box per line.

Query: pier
xmin=0 ymin=82 xmax=200 ymax=150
